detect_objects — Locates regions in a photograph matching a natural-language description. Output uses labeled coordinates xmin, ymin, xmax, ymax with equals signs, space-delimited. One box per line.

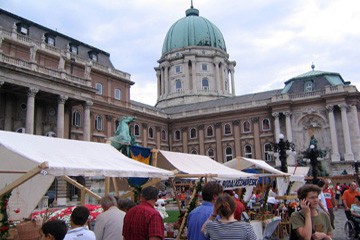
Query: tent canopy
xmin=0 ymin=130 xmax=174 ymax=178
xmin=157 ymin=150 xmax=256 ymax=179
xmin=224 ymin=157 xmax=290 ymax=176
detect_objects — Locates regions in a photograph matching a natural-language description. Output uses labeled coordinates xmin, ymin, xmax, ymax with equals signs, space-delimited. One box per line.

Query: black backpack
xmin=289 ymin=212 xmax=304 ymax=240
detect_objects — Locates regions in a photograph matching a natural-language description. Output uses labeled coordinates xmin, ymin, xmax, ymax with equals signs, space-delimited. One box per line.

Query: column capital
xmin=155 ymin=126 xmax=161 ymax=131
xmin=284 ymin=111 xmax=292 ymax=117
xmin=272 ymin=112 xmax=280 ymax=118
xmin=181 ymin=127 xmax=188 ymax=132
xmin=197 ymin=124 xmax=204 ymax=130
xmin=326 ymin=105 xmax=334 ymax=112
xmin=339 ymin=103 xmax=349 ymax=111
xmin=28 ymin=88 xmax=39 ymax=97
xmin=232 ymin=120 xmax=240 ymax=126
xmin=142 ymin=123 xmax=148 ymax=129
xmin=105 ymin=115 xmax=112 ymax=121
xmin=251 ymin=117 xmax=259 ymax=123
xmin=84 ymin=100 xmax=93 ymax=107
xmin=58 ymin=95 xmax=68 ymax=104
xmin=215 ymin=122 xmax=222 ymax=128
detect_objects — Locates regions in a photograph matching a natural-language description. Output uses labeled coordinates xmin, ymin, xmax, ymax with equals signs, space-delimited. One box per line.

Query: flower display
xmin=32 ymin=204 xmax=103 ymax=227
xmin=0 ymin=192 xmax=11 ymax=239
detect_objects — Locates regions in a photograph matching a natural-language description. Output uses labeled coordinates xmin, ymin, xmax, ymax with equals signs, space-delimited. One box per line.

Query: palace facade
xmin=0 ymin=6 xmax=359 ymax=202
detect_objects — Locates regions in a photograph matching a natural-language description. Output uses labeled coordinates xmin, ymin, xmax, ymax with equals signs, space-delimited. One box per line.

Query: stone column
xmin=326 ymin=105 xmax=340 ymax=161
xmin=252 ymin=117 xmax=261 ymax=159
xmin=230 ymin=67 xmax=235 ymax=95
xmin=161 ymin=68 xmax=165 ymax=95
xmin=233 ymin=120 xmax=241 ymax=157
xmin=156 ymin=70 xmax=161 ymax=98
xmin=198 ymin=125 xmax=205 ymax=155
xmin=142 ymin=123 xmax=148 ymax=147
xmin=192 ymin=61 xmax=197 ymax=93
xmin=272 ymin=112 xmax=281 ymax=142
xmin=284 ymin=111 xmax=293 ymax=142
xmin=56 ymin=95 xmax=68 ymax=138
xmin=156 ymin=126 xmax=161 ymax=149
xmin=25 ymin=88 xmax=39 ymax=134
xmin=215 ymin=61 xmax=221 ymax=92
xmin=182 ymin=127 xmax=188 ymax=153
xmin=215 ymin=122 xmax=222 ymax=162
xmin=350 ymin=104 xmax=360 ymax=160
xmin=83 ymin=100 xmax=93 ymax=141
xmin=164 ymin=64 xmax=169 ymax=96
xmin=340 ymin=104 xmax=354 ymax=160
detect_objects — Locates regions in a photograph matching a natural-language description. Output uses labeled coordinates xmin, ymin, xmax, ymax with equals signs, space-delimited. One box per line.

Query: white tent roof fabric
xmin=224 ymin=157 xmax=290 ymax=176
xmin=0 ymin=130 xmax=174 ymax=178
xmin=157 ymin=150 xmax=255 ymax=179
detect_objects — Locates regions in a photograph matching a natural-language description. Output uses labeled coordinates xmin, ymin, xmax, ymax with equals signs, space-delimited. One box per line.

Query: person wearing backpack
xmin=289 ymin=184 xmax=333 ymax=240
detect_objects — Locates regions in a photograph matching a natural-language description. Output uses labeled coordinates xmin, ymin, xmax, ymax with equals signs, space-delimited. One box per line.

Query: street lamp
xmin=272 ymin=134 xmax=295 ymax=173
xmin=309 ymin=144 xmax=320 ymax=184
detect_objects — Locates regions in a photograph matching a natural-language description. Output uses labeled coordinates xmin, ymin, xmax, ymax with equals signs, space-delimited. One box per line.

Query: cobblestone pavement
xmin=333 ymin=208 xmax=348 ymax=240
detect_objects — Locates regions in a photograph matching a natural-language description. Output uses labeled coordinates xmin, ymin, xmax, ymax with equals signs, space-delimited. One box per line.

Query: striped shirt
xmin=204 ymin=220 xmax=257 ymax=240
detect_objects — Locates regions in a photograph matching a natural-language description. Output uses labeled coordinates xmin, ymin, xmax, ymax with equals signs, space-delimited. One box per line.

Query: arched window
xmin=175 ymin=79 xmax=182 ymax=92
xmin=264 ymin=143 xmax=273 ymax=162
xmin=95 ymin=83 xmax=103 ymax=95
xmin=243 ymin=121 xmax=251 ymax=133
xmin=225 ymin=146 xmax=233 ymax=162
xmin=190 ymin=128 xmax=197 ymax=139
xmin=262 ymin=118 xmax=270 ymax=130
xmin=208 ymin=148 xmax=215 ymax=160
xmin=174 ymin=130 xmax=181 ymax=141
xmin=114 ymin=88 xmax=121 ymax=100
xmin=134 ymin=124 xmax=140 ymax=136
xmin=191 ymin=149 xmax=198 ymax=155
xmin=206 ymin=126 xmax=214 ymax=137
xmin=224 ymin=123 xmax=232 ymax=135
xmin=95 ymin=115 xmax=103 ymax=131
xmin=244 ymin=145 xmax=252 ymax=158
xmin=72 ymin=111 xmax=81 ymax=127
xmin=161 ymin=130 xmax=167 ymax=141
xmin=202 ymin=78 xmax=209 ymax=90
xmin=148 ymin=127 xmax=154 ymax=139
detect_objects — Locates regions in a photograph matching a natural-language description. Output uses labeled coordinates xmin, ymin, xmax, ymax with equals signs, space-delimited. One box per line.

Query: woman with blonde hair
xmin=202 ymin=193 xmax=256 ymax=240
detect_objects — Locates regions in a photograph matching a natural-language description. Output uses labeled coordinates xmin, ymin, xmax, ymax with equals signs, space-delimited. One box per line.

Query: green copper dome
xmin=162 ymin=6 xmax=227 ymax=54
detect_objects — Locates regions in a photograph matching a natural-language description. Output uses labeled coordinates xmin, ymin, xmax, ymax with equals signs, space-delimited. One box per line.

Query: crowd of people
xmin=36 ymin=179 xmax=360 ymax=240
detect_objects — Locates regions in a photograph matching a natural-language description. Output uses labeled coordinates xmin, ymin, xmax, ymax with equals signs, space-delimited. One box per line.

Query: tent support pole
xmin=112 ymin=177 xmax=119 ymax=198
xmin=176 ymin=177 xmax=201 ymax=240
xmin=120 ymin=178 xmax=162 ymax=199
xmin=104 ymin=177 xmax=110 ymax=195
xmin=62 ymin=176 xmax=101 ymax=203
xmin=0 ymin=162 xmax=49 ymax=198
xmin=170 ymin=177 xmax=182 ymax=212
xmin=151 ymin=149 xmax=159 ymax=167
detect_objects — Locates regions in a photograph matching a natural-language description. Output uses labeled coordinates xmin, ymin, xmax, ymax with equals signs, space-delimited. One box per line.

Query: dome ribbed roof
xmin=162 ymin=7 xmax=227 ymax=54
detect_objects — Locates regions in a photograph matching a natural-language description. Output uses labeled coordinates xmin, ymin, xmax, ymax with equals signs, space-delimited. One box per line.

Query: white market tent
xmin=0 ymin=130 xmax=174 ymax=220
xmin=156 ymin=150 xmax=256 ymax=179
xmin=224 ymin=157 xmax=290 ymax=176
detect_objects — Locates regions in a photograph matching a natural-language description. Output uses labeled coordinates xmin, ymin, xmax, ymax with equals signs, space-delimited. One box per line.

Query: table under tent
xmin=151 ymin=149 xmax=258 ymax=240
xmin=0 ymin=130 xmax=174 ymax=222
xmin=224 ymin=157 xmax=308 ymax=239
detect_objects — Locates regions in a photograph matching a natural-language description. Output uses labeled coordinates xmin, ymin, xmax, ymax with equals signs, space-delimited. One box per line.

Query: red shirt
xmin=234 ymin=199 xmax=246 ymax=221
xmin=123 ymin=201 xmax=164 ymax=240
xmin=323 ymin=188 xmax=334 ymax=208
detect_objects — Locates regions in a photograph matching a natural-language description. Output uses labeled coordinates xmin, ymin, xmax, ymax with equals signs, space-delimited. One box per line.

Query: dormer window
xmin=16 ymin=23 xmax=29 ymax=35
xmin=45 ymin=33 xmax=56 ymax=46
xmin=88 ymin=51 xmax=98 ymax=62
xmin=305 ymin=80 xmax=314 ymax=92
xmin=69 ymin=43 xmax=79 ymax=55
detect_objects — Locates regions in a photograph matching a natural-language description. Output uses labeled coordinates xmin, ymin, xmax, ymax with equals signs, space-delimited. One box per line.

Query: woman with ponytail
xmin=202 ymin=193 xmax=257 ymax=240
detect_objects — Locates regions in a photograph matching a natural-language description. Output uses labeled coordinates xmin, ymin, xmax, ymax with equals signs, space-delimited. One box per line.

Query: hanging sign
xmin=215 ymin=177 xmax=258 ymax=189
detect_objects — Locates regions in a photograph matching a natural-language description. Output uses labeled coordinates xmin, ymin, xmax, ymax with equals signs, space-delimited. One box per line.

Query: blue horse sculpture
xmin=109 ymin=116 xmax=136 ymax=156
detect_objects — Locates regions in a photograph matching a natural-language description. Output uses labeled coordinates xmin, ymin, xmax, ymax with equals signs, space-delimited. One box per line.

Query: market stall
xmin=0 ymin=130 xmax=174 ymax=221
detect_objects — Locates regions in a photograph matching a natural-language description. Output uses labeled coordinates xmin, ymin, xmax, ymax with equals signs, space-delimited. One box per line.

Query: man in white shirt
xmin=64 ymin=206 xmax=96 ymax=240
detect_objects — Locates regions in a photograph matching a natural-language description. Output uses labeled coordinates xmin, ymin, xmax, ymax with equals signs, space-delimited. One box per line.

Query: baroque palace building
xmin=1 ymin=5 xmax=359 ymax=201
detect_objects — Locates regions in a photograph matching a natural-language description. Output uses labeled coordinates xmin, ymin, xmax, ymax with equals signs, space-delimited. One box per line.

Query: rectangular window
xmin=95 ymin=83 xmax=103 ymax=95
xmin=175 ymin=66 xmax=181 ymax=73
xmin=47 ymin=37 xmax=55 ymax=46
xmin=70 ymin=46 xmax=78 ymax=55
xmin=202 ymin=63 xmax=208 ymax=71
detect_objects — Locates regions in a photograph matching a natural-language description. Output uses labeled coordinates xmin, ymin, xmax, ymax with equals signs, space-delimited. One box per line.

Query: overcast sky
xmin=2 ymin=0 xmax=360 ymax=106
